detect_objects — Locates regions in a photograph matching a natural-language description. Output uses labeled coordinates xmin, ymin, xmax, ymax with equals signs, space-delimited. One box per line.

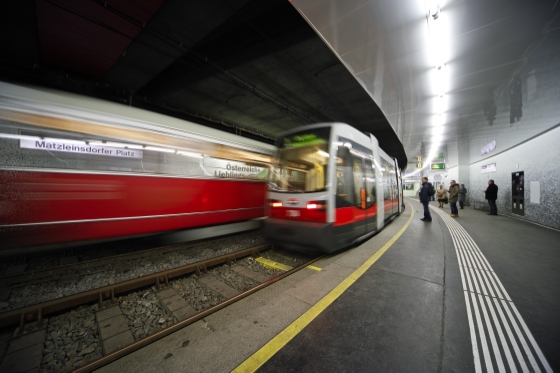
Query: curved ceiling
xmin=291 ymin=0 xmax=560 ymax=171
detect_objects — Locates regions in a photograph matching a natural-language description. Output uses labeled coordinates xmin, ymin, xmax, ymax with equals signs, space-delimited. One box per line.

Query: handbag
xmin=444 ymin=197 xmax=448 ymax=204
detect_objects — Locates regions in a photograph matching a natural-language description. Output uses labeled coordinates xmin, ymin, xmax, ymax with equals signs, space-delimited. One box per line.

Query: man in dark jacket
xmin=448 ymin=180 xmax=460 ymax=217
xmin=458 ymin=184 xmax=467 ymax=209
xmin=484 ymin=179 xmax=498 ymax=215
xmin=419 ymin=177 xmax=433 ymax=222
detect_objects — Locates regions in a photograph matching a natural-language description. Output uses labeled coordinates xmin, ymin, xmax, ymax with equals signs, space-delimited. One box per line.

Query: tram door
xmin=381 ymin=158 xmax=394 ymax=220
xmin=364 ymin=157 xmax=377 ymax=232
xmin=351 ymin=154 xmax=367 ymax=237
xmin=336 ymin=141 xmax=375 ymax=238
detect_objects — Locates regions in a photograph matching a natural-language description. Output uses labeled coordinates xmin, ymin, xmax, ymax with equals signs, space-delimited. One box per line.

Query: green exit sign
xmin=431 ymin=163 xmax=445 ymax=170
xmin=433 ymin=153 xmax=445 ymax=159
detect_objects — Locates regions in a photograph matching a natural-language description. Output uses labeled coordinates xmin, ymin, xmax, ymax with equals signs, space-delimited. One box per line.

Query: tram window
xmin=271 ymin=128 xmax=330 ymax=193
xmin=0 ymin=123 xmax=206 ymax=177
xmin=0 ymin=121 xmax=271 ymax=180
xmin=335 ymin=146 xmax=354 ymax=207
xmin=382 ymin=159 xmax=391 ymax=202
xmin=270 ymin=145 xmax=328 ymax=192
xmin=364 ymin=159 xmax=376 ymax=207
xmin=352 ymin=155 xmax=363 ymax=208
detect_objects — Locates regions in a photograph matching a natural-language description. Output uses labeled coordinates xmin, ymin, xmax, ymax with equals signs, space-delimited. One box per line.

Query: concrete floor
xmin=96 ymin=199 xmax=560 ymax=372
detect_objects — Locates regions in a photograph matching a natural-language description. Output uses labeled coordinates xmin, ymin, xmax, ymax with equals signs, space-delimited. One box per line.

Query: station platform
xmin=97 ymin=198 xmax=559 ymax=373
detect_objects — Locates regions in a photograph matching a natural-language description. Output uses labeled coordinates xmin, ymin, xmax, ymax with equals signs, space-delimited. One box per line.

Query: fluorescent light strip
xmin=177 ymin=151 xmax=203 ymax=158
xmin=145 ymin=146 xmax=175 ymax=153
xmin=0 ymin=133 xmax=42 ymax=141
xmin=434 ymin=65 xmax=446 ymax=96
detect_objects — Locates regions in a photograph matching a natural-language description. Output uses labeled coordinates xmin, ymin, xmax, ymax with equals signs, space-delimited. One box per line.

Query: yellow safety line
xmin=233 ymin=203 xmax=414 ymax=373
xmin=306 ymin=265 xmax=322 ymax=272
xmin=255 ymin=257 xmax=293 ymax=272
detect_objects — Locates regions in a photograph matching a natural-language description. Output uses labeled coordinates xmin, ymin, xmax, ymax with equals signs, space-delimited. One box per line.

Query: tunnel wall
xmin=468 ymin=125 xmax=560 ymax=230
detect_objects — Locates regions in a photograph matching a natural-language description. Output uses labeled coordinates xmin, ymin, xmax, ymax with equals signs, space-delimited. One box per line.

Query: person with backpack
xmin=419 ymin=176 xmax=433 ymax=222
xmin=484 ymin=179 xmax=499 ymax=215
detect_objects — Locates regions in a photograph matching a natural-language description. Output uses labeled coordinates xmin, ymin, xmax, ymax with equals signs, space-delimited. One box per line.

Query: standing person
xmin=484 ymin=179 xmax=499 ymax=215
xmin=419 ymin=177 xmax=433 ymax=222
xmin=436 ymin=185 xmax=448 ymax=208
xmin=458 ymin=184 xmax=467 ymax=209
xmin=448 ymin=180 xmax=460 ymax=217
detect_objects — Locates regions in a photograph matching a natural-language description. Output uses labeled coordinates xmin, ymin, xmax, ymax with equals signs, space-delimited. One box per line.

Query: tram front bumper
xmin=263 ymin=217 xmax=336 ymax=253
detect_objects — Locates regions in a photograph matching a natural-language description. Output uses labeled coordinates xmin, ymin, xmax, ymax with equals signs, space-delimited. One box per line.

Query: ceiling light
xmin=429 ymin=0 xmax=440 ymax=20
xmin=427 ymin=2 xmax=446 ymax=69
xmin=434 ymin=65 xmax=446 ymax=97
xmin=434 ymin=96 xmax=447 ymax=117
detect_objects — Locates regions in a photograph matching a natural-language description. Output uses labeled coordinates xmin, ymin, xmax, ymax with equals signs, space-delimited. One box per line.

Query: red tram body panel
xmin=333 ymin=204 xmax=377 ymax=227
xmin=0 ymin=170 xmax=267 ymax=248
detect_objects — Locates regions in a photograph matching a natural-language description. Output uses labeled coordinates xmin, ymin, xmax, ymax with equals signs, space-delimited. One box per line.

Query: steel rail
xmin=0 ymin=244 xmax=270 ymax=329
xmin=0 ymin=234 xmax=257 ymax=289
xmin=73 ymin=253 xmax=324 ymax=373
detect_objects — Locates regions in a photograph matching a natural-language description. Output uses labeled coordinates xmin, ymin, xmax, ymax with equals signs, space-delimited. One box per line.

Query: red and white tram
xmin=0 ymin=82 xmax=274 ymax=250
xmin=264 ymin=123 xmax=403 ymax=253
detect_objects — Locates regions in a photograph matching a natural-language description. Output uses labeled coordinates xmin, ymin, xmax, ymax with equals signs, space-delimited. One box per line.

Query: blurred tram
xmin=264 ymin=123 xmax=403 ymax=253
xmin=0 ymin=82 xmax=275 ymax=250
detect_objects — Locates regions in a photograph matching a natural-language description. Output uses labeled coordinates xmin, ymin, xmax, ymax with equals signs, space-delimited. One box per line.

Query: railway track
xmin=0 ymin=243 xmax=319 ymax=373
xmin=0 ymin=231 xmax=266 ymax=313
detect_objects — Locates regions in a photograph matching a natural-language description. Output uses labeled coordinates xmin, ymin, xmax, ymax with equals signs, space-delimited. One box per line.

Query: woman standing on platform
xmin=436 ymin=184 xmax=448 ymax=208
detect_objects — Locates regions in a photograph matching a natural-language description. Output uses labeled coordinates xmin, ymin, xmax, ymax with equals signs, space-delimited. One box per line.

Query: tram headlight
xmin=306 ymin=201 xmax=326 ymax=211
xmin=269 ymin=200 xmax=282 ymax=208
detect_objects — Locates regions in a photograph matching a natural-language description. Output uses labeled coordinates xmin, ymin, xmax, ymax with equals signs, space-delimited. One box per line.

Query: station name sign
xmin=203 ymin=157 xmax=267 ymax=180
xmin=20 ymin=139 xmax=143 ymax=159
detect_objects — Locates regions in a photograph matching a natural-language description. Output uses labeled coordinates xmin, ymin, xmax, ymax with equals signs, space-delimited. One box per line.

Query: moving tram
xmin=264 ymin=123 xmax=403 ymax=253
xmin=0 ymin=82 xmax=274 ymax=250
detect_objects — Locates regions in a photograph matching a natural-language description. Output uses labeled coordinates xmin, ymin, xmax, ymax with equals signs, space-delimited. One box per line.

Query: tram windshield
xmin=269 ymin=128 xmax=330 ymax=192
